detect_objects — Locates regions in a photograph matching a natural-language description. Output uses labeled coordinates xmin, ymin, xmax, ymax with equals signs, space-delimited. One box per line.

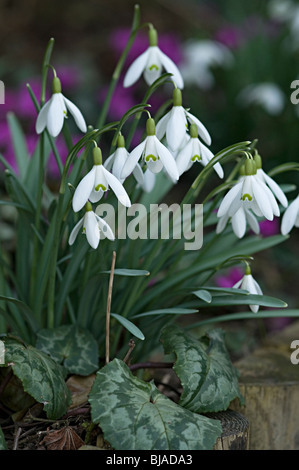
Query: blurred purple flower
xmin=214 ymin=26 xmax=243 ymax=49
xmin=215 ymin=267 xmax=243 ymax=288
xmin=56 ymin=65 xmax=81 ymax=90
xmin=98 ymin=83 xmax=136 ymax=120
xmin=259 ymin=217 xmax=279 ymax=236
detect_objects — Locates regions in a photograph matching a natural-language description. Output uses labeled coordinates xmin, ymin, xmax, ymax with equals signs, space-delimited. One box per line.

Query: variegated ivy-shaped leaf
xmin=0 ymin=336 xmax=71 ymax=419
xmin=160 ymin=325 xmax=244 ymax=413
xmin=89 ymin=358 xmax=222 ymax=450
xmin=36 ymin=325 xmax=99 ymax=376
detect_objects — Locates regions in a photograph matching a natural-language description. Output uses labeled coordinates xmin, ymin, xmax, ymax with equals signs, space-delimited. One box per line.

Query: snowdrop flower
xmin=123 ymin=27 xmax=184 ymax=89
xmin=156 ymin=88 xmax=211 ymax=152
xmin=217 ymin=159 xmax=280 ymax=223
xmin=233 ymin=265 xmax=263 ymax=313
xmin=69 ymin=202 xmax=115 ymax=249
xmin=237 ymin=83 xmax=285 ymax=116
xmin=180 ymin=39 xmax=233 ymax=90
xmin=176 ymin=123 xmax=223 ymax=178
xmin=36 ymin=76 xmax=87 ymax=137
xmin=254 ymin=153 xmax=288 ymax=208
xmin=121 ymin=117 xmax=179 ymax=182
xmin=217 ymin=206 xmax=260 ymax=239
xmin=72 ymin=146 xmax=131 ymax=212
xmin=281 ymin=195 xmax=299 ymax=235
xmin=104 ymin=134 xmax=144 ymax=185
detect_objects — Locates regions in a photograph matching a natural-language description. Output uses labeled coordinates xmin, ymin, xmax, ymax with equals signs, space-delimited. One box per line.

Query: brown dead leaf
xmin=66 ymin=374 xmax=96 ymax=409
xmin=40 ymin=426 xmax=84 ymax=450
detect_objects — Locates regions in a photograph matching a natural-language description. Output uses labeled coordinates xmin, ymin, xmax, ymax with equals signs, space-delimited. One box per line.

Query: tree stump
xmin=206 ymin=409 xmax=250 ymax=450
xmin=230 ymin=321 xmax=299 ymax=450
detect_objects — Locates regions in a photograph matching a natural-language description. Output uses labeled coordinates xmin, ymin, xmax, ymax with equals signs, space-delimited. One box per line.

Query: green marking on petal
xmin=95 ymin=184 xmax=106 ymax=191
xmin=241 ymin=193 xmax=253 ymax=201
xmin=191 ymin=155 xmax=201 ymax=162
xmin=145 ymin=154 xmax=157 ymax=162
xmin=149 ymin=64 xmax=159 ymax=71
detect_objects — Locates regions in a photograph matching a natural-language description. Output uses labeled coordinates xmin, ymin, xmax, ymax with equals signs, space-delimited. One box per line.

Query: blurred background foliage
xmin=0 ymin=0 xmax=298 ymax=342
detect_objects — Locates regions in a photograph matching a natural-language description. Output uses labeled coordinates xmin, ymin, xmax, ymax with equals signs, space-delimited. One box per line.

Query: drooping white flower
xmin=217 ymin=159 xmax=280 ymax=223
xmin=121 ymin=117 xmax=179 ymax=183
xmin=217 ymin=206 xmax=260 ymax=239
xmin=233 ymin=266 xmax=263 ymax=313
xmin=156 ymin=88 xmax=211 ymax=152
xmin=123 ymin=27 xmax=184 ymax=89
xmin=281 ymin=195 xmax=299 ymax=235
xmin=176 ymin=123 xmax=223 ymax=178
xmin=254 ymin=153 xmax=288 ymax=208
xmin=180 ymin=39 xmax=233 ymax=90
xmin=237 ymin=83 xmax=285 ymax=116
xmin=104 ymin=134 xmax=144 ymax=185
xmin=69 ymin=203 xmax=115 ymax=249
xmin=35 ymin=76 xmax=87 ymax=137
xmin=72 ymin=146 xmax=131 ymax=212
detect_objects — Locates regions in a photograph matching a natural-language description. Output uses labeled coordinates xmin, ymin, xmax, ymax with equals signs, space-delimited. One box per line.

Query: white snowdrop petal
xmin=176 ymin=138 xmax=193 ymax=176
xmin=35 ymin=100 xmax=51 ymax=134
xmin=154 ymin=137 xmax=179 ymax=181
xmin=132 ymin=163 xmax=144 ymax=185
xmin=156 ymin=112 xmax=170 ymax=140
xmin=141 ymin=169 xmax=156 ymax=192
xmin=281 ymin=196 xmax=299 ymax=235
xmin=68 ymin=217 xmax=84 ymax=245
xmin=72 ymin=166 xmax=96 ymax=212
xmin=47 ymin=93 xmax=65 ymax=137
xmin=251 ymin=176 xmax=274 ymax=221
xmin=166 ymin=107 xmax=187 ymax=152
xmin=121 ymin=140 xmax=146 ymax=180
xmin=103 ymin=166 xmax=131 ymax=207
xmin=111 ymin=147 xmax=128 ymax=182
xmin=216 ymin=214 xmax=229 ymax=234
xmin=217 ymin=181 xmax=243 ymax=218
xmin=63 ymin=96 xmax=87 ymax=133
xmin=231 ymin=207 xmax=246 ymax=238
xmin=158 ymin=48 xmax=184 ymax=89
xmin=245 ymin=209 xmax=260 ymax=234
xmin=123 ymin=49 xmax=150 ymax=88
xmin=84 ymin=212 xmax=100 ymax=249
xmin=143 ymin=47 xmax=162 ymax=86
xmin=263 ymin=171 xmax=288 ymax=207
xmin=95 ymin=215 xmax=115 ymax=241
xmin=185 ymin=110 xmax=211 ymax=146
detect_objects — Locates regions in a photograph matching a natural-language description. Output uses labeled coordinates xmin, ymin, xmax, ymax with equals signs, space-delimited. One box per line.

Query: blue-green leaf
xmin=0 ymin=426 xmax=7 ymax=450
xmin=111 ymin=314 xmax=145 ymax=340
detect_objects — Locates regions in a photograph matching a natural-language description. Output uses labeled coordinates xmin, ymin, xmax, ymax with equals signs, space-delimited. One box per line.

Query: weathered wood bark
xmin=230 ymin=321 xmax=299 ymax=450
xmin=206 ymin=409 xmax=250 ymax=450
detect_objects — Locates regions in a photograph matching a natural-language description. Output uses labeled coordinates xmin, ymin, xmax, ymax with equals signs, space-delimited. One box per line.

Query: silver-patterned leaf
xmin=160 ymin=325 xmax=244 ymax=413
xmin=89 ymin=358 xmax=222 ymax=450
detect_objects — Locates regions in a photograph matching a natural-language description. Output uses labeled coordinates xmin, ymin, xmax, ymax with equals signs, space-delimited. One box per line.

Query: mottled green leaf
xmin=89 ymin=358 xmax=222 ymax=450
xmin=0 ymin=336 xmax=71 ymax=419
xmin=36 ymin=325 xmax=99 ymax=376
xmin=160 ymin=325 xmax=243 ymax=413
xmin=0 ymin=426 xmax=7 ymax=450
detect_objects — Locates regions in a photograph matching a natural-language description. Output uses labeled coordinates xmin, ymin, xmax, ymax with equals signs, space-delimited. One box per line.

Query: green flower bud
xmin=245 ymin=264 xmax=251 ymax=275
xmin=117 ymin=134 xmax=125 ymax=148
xmin=244 ymin=158 xmax=257 ymax=176
xmin=93 ymin=146 xmax=102 ymax=165
xmin=173 ymin=88 xmax=182 ymax=107
xmin=146 ymin=117 xmax=156 ymax=136
xmin=52 ymin=76 xmax=62 ymax=94
xmin=254 ymin=153 xmax=262 ymax=170
xmin=190 ymin=123 xmax=198 ymax=139
xmin=148 ymin=27 xmax=158 ymax=47
xmin=85 ymin=201 xmax=93 ymax=212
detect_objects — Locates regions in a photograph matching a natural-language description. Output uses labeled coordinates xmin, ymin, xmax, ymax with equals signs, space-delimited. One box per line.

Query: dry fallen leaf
xmin=66 ymin=374 xmax=96 ymax=409
xmin=41 ymin=426 xmax=84 ymax=450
